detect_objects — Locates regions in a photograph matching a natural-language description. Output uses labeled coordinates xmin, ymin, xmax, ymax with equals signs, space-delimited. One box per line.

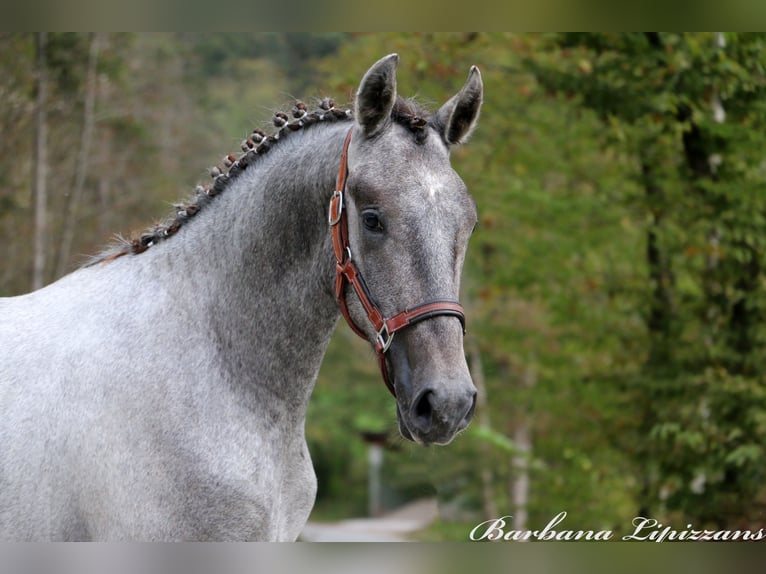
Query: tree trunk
xmin=511 ymin=363 xmax=535 ymax=534
xmin=636 ymin=155 xmax=675 ymax=517
xmin=641 ymin=158 xmax=674 ymax=367
xmin=32 ymin=32 xmax=48 ymax=291
xmin=467 ymin=337 xmax=498 ymax=520
xmin=97 ymin=174 xmax=111 ymax=239
xmin=56 ymin=32 xmax=102 ymax=278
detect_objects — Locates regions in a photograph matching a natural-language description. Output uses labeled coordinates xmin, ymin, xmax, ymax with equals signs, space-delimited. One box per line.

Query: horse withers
xmin=0 ymin=54 xmax=483 ymax=540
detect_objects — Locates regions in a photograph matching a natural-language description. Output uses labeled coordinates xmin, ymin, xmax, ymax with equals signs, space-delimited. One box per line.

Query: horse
xmin=0 ymin=54 xmax=483 ymax=541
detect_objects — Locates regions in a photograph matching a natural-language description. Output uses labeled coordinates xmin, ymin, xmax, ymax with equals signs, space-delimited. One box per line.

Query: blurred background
xmin=1 ymin=32 xmax=765 ymax=540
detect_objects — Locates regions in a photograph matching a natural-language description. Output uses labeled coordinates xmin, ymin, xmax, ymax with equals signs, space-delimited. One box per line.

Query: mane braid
xmin=85 ymin=96 xmax=433 ymax=267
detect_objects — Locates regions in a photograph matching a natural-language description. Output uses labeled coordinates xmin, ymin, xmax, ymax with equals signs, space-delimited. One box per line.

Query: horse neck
xmin=154 ymin=121 xmax=350 ymax=411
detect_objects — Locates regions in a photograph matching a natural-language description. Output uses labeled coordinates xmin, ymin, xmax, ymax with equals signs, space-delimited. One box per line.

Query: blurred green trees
xmin=526 ymin=32 xmax=766 ymax=529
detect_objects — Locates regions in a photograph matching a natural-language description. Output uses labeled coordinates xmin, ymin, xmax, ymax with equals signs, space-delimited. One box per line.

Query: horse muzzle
xmin=396 ymin=381 xmax=477 ymax=445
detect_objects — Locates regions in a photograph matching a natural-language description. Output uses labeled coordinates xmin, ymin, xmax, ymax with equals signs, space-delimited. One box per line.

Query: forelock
xmin=390 ymin=97 xmax=432 ymax=144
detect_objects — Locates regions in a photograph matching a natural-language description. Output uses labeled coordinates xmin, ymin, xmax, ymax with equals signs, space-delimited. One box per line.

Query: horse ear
xmin=355 ymin=53 xmax=399 ymax=138
xmin=434 ymin=66 xmax=483 ymax=146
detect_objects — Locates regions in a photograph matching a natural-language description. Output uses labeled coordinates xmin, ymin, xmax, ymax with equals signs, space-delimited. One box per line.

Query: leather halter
xmin=329 ymin=128 xmax=466 ymax=397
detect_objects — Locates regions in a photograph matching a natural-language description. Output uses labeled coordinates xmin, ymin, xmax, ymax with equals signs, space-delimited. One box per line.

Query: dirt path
xmin=300 ymin=498 xmax=439 ymax=542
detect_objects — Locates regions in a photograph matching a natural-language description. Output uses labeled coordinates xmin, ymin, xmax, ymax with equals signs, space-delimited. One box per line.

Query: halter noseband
xmin=329 ymin=128 xmax=466 ymax=397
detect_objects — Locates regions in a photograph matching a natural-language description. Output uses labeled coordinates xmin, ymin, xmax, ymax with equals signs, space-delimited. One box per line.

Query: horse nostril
xmin=409 ymin=388 xmax=475 ymax=440
xmin=464 ymin=392 xmax=477 ymax=423
xmin=414 ymin=390 xmax=434 ymax=425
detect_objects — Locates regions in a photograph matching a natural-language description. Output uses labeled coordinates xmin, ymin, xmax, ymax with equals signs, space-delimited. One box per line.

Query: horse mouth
xmin=395 ymin=398 xmax=475 ymax=447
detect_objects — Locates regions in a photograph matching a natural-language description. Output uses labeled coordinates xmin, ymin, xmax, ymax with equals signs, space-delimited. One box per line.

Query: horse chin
xmin=395 ymin=404 xmax=417 ymax=443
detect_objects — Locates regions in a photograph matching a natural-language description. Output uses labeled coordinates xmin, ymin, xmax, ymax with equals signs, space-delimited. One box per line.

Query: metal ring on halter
xmin=376 ymin=323 xmax=393 ymax=353
xmin=328 ymin=190 xmax=343 ymax=225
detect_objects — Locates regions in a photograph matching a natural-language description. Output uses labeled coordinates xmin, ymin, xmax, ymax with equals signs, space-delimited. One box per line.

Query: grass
xmin=411 ymin=518 xmax=478 ymax=542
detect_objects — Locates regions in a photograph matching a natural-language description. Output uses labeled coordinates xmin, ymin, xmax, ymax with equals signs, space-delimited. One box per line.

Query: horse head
xmin=335 ymin=54 xmax=483 ymax=445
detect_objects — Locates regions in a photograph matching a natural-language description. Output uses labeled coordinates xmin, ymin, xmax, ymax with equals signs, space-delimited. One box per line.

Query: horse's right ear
xmin=434 ymin=65 xmax=483 ymax=146
xmin=355 ymin=54 xmax=399 ymax=138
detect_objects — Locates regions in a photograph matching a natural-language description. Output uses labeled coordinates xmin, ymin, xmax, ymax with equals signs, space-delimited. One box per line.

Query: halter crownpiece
xmin=329 ymin=128 xmax=467 ymax=397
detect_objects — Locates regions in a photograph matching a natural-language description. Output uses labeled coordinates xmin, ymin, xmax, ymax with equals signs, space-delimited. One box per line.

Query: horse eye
xmin=362 ymin=210 xmax=383 ymax=232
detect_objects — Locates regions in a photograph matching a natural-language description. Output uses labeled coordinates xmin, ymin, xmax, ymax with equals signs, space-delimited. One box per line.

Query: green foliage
xmin=526 ymin=32 xmax=766 ymax=528
xmin=45 ymin=33 xmax=90 ymax=94
xmin=181 ymin=32 xmax=348 ymax=93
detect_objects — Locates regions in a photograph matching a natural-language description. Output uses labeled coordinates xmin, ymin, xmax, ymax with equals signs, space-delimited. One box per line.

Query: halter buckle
xmin=376 ymin=323 xmax=394 ymax=353
xmin=328 ymin=190 xmax=344 ymax=226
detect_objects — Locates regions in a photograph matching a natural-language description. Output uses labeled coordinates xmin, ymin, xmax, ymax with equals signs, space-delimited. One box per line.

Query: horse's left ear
xmin=433 ymin=66 xmax=483 ymax=146
xmin=355 ymin=53 xmax=399 ymax=138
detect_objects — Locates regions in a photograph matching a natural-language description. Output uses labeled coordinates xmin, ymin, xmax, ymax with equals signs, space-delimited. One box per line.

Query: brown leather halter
xmin=329 ymin=128 xmax=466 ymax=397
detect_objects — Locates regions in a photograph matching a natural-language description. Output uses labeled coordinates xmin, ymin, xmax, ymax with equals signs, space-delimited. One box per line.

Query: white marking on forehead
xmin=422 ymin=170 xmax=447 ymax=200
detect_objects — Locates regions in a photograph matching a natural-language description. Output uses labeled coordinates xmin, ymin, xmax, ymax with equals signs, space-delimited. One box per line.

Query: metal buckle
xmin=376 ymin=323 xmax=394 ymax=353
xmin=328 ymin=190 xmax=344 ymax=225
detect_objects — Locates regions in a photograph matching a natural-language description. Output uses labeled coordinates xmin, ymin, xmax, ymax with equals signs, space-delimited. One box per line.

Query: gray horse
xmin=0 ymin=54 xmax=483 ymax=541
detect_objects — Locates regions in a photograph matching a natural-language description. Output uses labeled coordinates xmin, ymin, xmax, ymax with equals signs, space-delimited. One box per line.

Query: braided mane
xmin=87 ymin=96 xmax=431 ymax=266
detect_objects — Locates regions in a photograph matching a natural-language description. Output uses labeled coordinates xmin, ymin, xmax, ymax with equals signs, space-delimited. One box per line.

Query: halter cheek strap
xmin=329 ymin=128 xmax=466 ymax=397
